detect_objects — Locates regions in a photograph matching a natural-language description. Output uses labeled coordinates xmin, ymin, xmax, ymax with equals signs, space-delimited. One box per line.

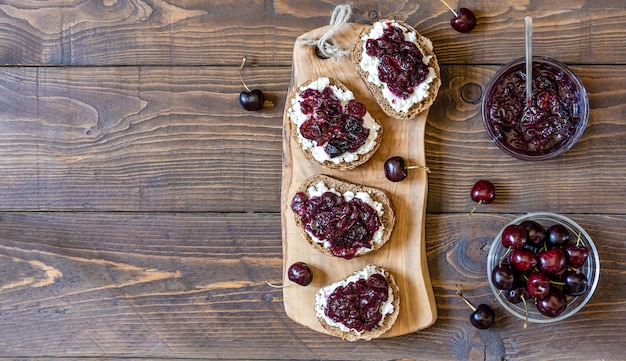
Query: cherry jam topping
xmin=291 ymin=190 xmax=381 ymax=260
xmin=365 ymin=22 xmax=430 ymax=99
xmin=298 ymin=86 xmax=370 ymax=159
xmin=485 ymin=62 xmax=582 ymax=155
xmin=325 ymin=273 xmax=390 ymax=332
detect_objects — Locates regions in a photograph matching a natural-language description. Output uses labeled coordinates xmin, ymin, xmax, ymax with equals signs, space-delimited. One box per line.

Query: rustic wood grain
xmin=0 ymin=65 xmax=624 ymax=214
xmin=0 ymin=1 xmax=624 ymax=66
xmin=0 ymin=66 xmax=286 ymax=212
xmin=0 ymin=212 xmax=622 ymax=359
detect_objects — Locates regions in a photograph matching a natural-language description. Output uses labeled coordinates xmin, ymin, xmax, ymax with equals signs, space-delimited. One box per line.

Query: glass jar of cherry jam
xmin=482 ymin=57 xmax=589 ymax=161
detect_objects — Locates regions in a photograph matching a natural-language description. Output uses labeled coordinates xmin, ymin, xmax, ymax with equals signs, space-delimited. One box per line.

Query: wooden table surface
xmin=0 ymin=1 xmax=624 ymax=360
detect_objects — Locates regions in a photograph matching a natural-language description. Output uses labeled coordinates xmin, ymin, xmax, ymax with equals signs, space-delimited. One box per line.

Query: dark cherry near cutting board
xmin=0 ymin=1 xmax=624 ymax=360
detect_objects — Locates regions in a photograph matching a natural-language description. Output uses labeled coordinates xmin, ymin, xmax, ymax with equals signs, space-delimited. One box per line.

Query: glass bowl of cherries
xmin=481 ymin=57 xmax=589 ymax=161
xmin=487 ymin=212 xmax=599 ymax=325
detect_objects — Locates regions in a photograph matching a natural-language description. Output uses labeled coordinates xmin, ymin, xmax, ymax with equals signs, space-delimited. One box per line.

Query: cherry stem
xmin=240 ymin=57 xmax=251 ymax=93
xmin=468 ymin=200 xmax=483 ymax=217
xmin=456 ymin=286 xmax=476 ymax=312
xmin=494 ymin=289 xmax=503 ymax=303
xmin=575 ymin=231 xmax=582 ymax=247
xmin=406 ymin=165 xmax=431 ymax=173
xmin=265 ymin=280 xmax=291 ymax=289
xmin=499 ymin=246 xmax=512 ymax=267
xmin=439 ymin=0 xmax=458 ymax=17
xmin=521 ymin=296 xmax=529 ymax=329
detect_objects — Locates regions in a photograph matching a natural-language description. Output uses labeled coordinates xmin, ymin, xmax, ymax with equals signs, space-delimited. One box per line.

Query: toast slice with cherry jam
xmin=290 ymin=174 xmax=395 ymax=260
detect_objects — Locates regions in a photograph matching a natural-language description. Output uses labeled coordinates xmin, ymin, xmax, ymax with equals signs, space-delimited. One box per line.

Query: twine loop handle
xmin=297 ymin=4 xmax=353 ymax=59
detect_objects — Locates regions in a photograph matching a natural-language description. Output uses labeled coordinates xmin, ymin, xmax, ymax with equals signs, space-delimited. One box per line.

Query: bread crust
xmin=315 ymin=264 xmax=400 ymax=341
xmin=351 ymin=20 xmax=441 ymax=119
xmin=292 ymin=174 xmax=395 ymax=259
xmin=287 ymin=77 xmax=383 ymax=170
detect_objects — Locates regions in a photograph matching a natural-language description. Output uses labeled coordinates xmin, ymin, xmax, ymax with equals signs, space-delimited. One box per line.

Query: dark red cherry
xmin=491 ymin=264 xmax=516 ymax=290
xmin=563 ymin=271 xmax=588 ymax=296
xmin=538 ymin=248 xmax=567 ymax=275
xmin=287 ymin=262 xmax=312 ymax=286
xmin=565 ymin=243 xmax=589 ymax=268
xmin=509 ymin=248 xmax=537 ymax=272
xmin=520 ymin=220 xmax=546 ymax=247
xmin=456 ymin=288 xmax=494 ymax=329
xmin=239 ymin=89 xmax=265 ymax=111
xmin=536 ymin=289 xmax=568 ymax=317
xmin=471 ymin=180 xmax=495 ymax=203
xmin=439 ymin=0 xmax=477 ymax=33
xmin=384 ymin=156 xmax=429 ymax=182
xmin=239 ymin=56 xmax=266 ymax=111
xmin=527 ymin=272 xmax=550 ymax=299
xmin=501 ymin=224 xmax=528 ymax=249
xmin=451 ymin=8 xmax=477 ymax=33
xmin=384 ymin=156 xmax=408 ymax=182
xmin=505 ymin=282 xmax=530 ymax=304
xmin=506 ymin=281 xmax=531 ymax=328
xmin=551 ymin=265 xmax=569 ymax=281
xmin=546 ymin=224 xmax=571 ymax=247
xmin=469 ymin=179 xmax=495 ymax=215
xmin=470 ymin=304 xmax=495 ymax=329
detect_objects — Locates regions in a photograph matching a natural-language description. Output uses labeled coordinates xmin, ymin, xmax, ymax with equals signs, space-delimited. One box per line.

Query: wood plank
xmin=0 ymin=66 xmax=286 ymax=212
xmin=0 ymin=2 xmax=624 ymax=66
xmin=0 ymin=212 xmax=622 ymax=359
xmin=0 ymin=64 xmax=624 ymax=214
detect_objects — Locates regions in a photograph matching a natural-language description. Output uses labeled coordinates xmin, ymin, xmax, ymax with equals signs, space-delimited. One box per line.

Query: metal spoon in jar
xmin=525 ymin=16 xmax=533 ymax=106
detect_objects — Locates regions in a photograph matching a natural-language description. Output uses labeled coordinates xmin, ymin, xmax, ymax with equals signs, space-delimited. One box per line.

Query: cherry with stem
xmin=498 ymin=223 xmax=528 ymax=266
xmin=469 ymin=179 xmax=495 ymax=216
xmin=384 ymin=156 xmax=430 ymax=182
xmin=565 ymin=231 xmax=589 ymax=268
xmin=456 ymin=286 xmax=495 ymax=329
xmin=439 ymin=0 xmax=477 ymax=33
xmin=239 ymin=57 xmax=273 ymax=111
xmin=503 ymin=283 xmax=530 ymax=329
xmin=520 ymin=295 xmax=529 ymax=329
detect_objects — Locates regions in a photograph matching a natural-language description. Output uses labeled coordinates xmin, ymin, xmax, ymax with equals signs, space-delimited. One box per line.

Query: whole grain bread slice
xmin=315 ymin=264 xmax=400 ymax=341
xmin=287 ymin=77 xmax=383 ymax=170
xmin=292 ymin=174 xmax=395 ymax=259
xmin=351 ymin=20 xmax=441 ymax=119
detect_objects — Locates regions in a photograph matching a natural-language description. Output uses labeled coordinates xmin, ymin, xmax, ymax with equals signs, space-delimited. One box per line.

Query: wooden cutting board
xmin=280 ymin=22 xmax=437 ymax=338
